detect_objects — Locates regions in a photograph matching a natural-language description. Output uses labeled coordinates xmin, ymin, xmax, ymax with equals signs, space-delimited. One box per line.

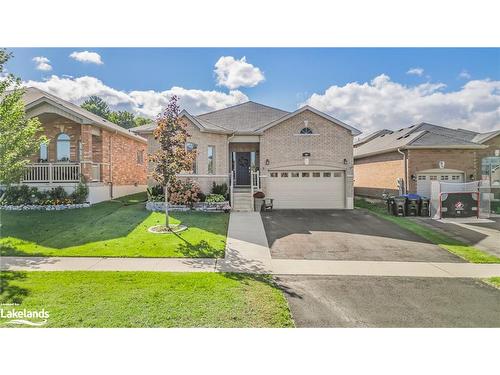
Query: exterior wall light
xmin=343 ymin=158 xmax=348 ymax=165
xmin=265 ymin=159 xmax=270 ymax=165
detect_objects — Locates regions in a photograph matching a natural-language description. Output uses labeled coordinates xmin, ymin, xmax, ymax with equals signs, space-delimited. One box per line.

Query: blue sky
xmin=6 ymin=48 xmax=500 ymax=134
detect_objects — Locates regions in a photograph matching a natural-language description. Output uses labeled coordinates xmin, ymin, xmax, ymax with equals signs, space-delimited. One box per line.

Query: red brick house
xmin=20 ymin=87 xmax=147 ymax=203
xmin=353 ymin=122 xmax=500 ymax=212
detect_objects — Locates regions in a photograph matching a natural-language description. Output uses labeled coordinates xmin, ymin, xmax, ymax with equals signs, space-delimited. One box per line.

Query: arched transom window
xmin=56 ymin=133 xmax=71 ymax=162
xmin=300 ymin=127 xmax=313 ymax=135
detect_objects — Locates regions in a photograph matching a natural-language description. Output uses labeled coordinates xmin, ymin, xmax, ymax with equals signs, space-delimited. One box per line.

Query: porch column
xmin=80 ymin=124 xmax=93 ymax=182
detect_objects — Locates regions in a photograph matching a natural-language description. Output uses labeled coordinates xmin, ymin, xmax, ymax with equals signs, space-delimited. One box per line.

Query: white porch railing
xmin=250 ymin=170 xmax=260 ymax=211
xmin=230 ymin=170 xmax=235 ymax=207
xmin=22 ymin=163 xmax=81 ymax=183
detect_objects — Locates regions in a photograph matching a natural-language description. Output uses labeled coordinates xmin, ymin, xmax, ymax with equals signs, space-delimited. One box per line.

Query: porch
xmin=22 ymin=162 xmax=105 ymax=183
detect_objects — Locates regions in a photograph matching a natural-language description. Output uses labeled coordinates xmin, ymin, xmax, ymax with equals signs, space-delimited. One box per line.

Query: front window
xmin=39 ymin=142 xmax=48 ymax=162
xmin=137 ymin=150 xmax=144 ymax=165
xmin=56 ymin=133 xmax=70 ymax=162
xmin=186 ymin=142 xmax=198 ymax=173
xmin=207 ymin=145 xmax=215 ymax=174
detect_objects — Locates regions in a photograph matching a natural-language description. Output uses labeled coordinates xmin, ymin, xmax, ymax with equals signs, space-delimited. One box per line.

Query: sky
xmin=6 ymin=48 xmax=500 ymax=135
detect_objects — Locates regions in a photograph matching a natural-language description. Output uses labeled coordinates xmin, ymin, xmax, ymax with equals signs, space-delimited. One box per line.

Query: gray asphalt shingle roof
xmin=354 ymin=122 xmax=493 ymax=158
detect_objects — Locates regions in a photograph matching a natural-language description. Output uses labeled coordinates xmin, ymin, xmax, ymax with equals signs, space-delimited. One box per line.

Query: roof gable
xmin=256 ymin=105 xmax=361 ymax=135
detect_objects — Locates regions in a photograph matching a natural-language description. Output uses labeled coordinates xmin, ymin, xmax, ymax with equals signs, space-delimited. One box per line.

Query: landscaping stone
xmin=0 ymin=203 xmax=90 ymax=211
xmin=146 ymin=201 xmax=230 ymax=212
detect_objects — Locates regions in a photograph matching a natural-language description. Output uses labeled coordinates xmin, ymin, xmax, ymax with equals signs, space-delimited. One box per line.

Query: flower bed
xmin=0 ymin=203 xmax=91 ymax=211
xmin=146 ymin=201 xmax=230 ymax=212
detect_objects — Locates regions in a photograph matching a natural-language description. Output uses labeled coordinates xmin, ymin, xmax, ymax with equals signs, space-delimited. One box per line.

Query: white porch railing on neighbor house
xmin=22 ymin=163 xmax=81 ymax=183
xmin=250 ymin=170 xmax=260 ymax=211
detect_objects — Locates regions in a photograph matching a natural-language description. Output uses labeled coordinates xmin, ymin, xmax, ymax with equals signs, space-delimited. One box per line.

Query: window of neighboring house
xmin=39 ymin=142 xmax=48 ymax=162
xmin=312 ymin=172 xmax=321 ymax=177
xmin=418 ymin=175 xmax=426 ymax=180
xmin=323 ymin=172 xmax=331 ymax=177
xmin=429 ymin=175 xmax=438 ymax=181
xmin=451 ymin=175 xmax=461 ymax=181
xmin=56 ymin=133 xmax=71 ymax=162
xmin=440 ymin=175 xmax=449 ymax=181
xmin=291 ymin=172 xmax=299 ymax=177
xmin=300 ymin=127 xmax=313 ymax=135
xmin=208 ymin=145 xmax=215 ymax=174
xmin=281 ymin=172 xmax=289 ymax=178
xmin=137 ymin=150 xmax=144 ymax=165
xmin=270 ymin=172 xmax=278 ymax=177
xmin=302 ymin=172 xmax=310 ymax=177
xmin=186 ymin=142 xmax=198 ymax=173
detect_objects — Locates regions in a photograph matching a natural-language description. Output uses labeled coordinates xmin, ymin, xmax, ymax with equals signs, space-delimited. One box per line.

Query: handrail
xmin=230 ymin=170 xmax=235 ymax=208
xmin=23 ymin=162 xmax=81 ymax=183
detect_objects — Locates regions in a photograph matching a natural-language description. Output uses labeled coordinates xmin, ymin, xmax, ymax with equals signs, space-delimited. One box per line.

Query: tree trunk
xmin=164 ymin=183 xmax=170 ymax=229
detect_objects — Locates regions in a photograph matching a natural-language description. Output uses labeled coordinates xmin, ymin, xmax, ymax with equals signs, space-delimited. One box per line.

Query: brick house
xmin=133 ymin=102 xmax=360 ymax=211
xmin=353 ymin=123 xmax=500 ymax=212
xmin=20 ymin=87 xmax=147 ymax=203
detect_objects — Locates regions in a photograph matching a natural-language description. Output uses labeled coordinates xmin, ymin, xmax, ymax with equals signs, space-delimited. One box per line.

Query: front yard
xmin=0 ymin=271 xmax=293 ymax=328
xmin=0 ymin=193 xmax=229 ymax=258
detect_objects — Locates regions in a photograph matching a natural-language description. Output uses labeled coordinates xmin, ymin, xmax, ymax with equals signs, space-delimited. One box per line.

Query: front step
xmin=232 ymin=192 xmax=253 ymax=212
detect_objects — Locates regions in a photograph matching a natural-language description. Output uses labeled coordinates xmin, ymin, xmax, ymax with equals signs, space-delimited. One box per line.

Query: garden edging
xmin=0 ymin=203 xmax=91 ymax=211
xmin=146 ymin=201 xmax=230 ymax=212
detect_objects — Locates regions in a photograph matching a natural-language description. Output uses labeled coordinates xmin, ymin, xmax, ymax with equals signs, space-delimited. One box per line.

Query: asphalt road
xmin=277 ymin=275 xmax=500 ymax=327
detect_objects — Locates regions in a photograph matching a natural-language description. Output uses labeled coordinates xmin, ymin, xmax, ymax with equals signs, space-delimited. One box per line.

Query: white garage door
xmin=266 ymin=170 xmax=345 ymax=209
xmin=416 ymin=172 xmax=464 ymax=197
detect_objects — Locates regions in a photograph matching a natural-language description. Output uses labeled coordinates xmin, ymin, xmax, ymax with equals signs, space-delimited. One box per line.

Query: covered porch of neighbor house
xmin=22 ymin=113 xmax=109 ymax=186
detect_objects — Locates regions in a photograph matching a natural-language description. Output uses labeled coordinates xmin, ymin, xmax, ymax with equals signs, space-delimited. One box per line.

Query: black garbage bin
xmin=394 ymin=196 xmax=407 ymax=216
xmin=406 ymin=197 xmax=420 ymax=216
xmin=420 ymin=198 xmax=430 ymax=217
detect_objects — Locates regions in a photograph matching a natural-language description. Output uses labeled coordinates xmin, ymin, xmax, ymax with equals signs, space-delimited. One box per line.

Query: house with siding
xmin=19 ymin=87 xmax=147 ymax=203
xmin=133 ymin=101 xmax=360 ymax=211
xmin=353 ymin=122 xmax=500 ymax=212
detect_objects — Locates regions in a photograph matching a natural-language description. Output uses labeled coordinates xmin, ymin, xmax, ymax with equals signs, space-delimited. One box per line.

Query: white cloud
xmin=23 ymin=75 xmax=248 ymax=118
xmin=407 ymin=67 xmax=424 ymax=76
xmin=32 ymin=56 xmax=52 ymax=71
xmin=69 ymin=51 xmax=103 ymax=65
xmin=303 ymin=74 xmax=500 ymax=134
xmin=459 ymin=69 xmax=471 ymax=79
xmin=214 ymin=56 xmax=265 ymax=89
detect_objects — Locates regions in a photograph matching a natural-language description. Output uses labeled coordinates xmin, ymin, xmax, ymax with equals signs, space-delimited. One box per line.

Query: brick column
xmin=80 ymin=124 xmax=93 ymax=182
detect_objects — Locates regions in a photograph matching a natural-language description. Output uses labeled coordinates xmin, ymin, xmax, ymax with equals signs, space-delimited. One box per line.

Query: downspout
xmin=397 ymin=148 xmax=407 ymax=194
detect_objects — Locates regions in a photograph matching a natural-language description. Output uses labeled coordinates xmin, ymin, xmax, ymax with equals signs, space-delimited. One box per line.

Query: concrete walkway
xmin=2 ymin=212 xmax=500 ymax=277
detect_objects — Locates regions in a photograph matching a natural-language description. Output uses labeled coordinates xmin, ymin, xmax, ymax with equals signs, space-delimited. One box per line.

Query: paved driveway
xmin=277 ymin=275 xmax=500 ymax=327
xmin=261 ymin=209 xmax=463 ymax=262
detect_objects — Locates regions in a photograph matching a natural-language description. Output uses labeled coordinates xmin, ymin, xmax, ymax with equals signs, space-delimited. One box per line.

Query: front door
xmin=235 ymin=152 xmax=251 ymax=186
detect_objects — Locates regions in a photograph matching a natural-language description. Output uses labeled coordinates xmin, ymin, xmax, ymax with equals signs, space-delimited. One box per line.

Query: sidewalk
xmin=2 ymin=212 xmax=500 ymax=277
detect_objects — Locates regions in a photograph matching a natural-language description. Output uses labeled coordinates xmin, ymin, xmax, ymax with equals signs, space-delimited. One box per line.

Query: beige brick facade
xmin=259 ymin=110 xmax=354 ymax=202
xmin=354 ymin=151 xmax=404 ymax=197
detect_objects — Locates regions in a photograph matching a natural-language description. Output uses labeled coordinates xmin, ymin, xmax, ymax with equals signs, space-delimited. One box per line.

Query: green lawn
xmin=487 ymin=277 xmax=500 ymax=289
xmin=0 ymin=271 xmax=293 ymax=328
xmin=355 ymin=198 xmax=500 ymax=264
xmin=0 ymin=194 xmax=229 ymax=258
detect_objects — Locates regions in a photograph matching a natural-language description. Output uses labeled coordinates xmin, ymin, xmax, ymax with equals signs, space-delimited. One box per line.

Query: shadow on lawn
xmin=0 ymin=271 xmax=29 ymax=305
xmin=175 ymin=238 xmax=225 ymax=258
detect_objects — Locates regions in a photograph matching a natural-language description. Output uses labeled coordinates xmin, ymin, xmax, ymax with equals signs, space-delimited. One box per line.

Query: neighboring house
xmin=133 ymin=102 xmax=360 ymax=210
xmin=18 ymin=87 xmax=147 ymax=203
xmin=353 ymin=123 xmax=500 ymax=210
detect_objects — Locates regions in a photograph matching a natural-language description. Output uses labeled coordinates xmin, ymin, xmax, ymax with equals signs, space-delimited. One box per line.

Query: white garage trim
xmin=416 ymin=170 xmax=465 ymax=197
xmin=266 ymin=170 xmax=345 ymax=209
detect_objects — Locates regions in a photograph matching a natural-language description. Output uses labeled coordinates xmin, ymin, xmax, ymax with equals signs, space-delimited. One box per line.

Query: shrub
xmin=206 ymin=194 xmax=225 ymax=203
xmin=197 ymin=191 xmax=206 ymax=202
xmin=0 ymin=185 xmax=39 ymax=205
xmin=70 ymin=183 xmax=89 ymax=204
xmin=211 ymin=182 xmax=228 ymax=198
xmin=47 ymin=186 xmax=68 ymax=200
xmin=147 ymin=185 xmax=165 ymax=202
xmin=168 ymin=179 xmax=202 ymax=206
xmin=253 ymin=191 xmax=265 ymax=199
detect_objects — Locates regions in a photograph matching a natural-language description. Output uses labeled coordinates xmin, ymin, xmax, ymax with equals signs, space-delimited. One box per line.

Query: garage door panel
xmin=267 ymin=171 xmax=345 ymax=209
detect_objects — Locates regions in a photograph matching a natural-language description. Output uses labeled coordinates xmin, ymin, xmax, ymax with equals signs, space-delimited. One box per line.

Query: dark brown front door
xmin=235 ymin=152 xmax=251 ymax=185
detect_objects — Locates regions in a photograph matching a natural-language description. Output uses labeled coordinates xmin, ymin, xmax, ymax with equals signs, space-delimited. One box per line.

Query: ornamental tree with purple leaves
xmin=150 ymin=95 xmax=195 ymax=229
